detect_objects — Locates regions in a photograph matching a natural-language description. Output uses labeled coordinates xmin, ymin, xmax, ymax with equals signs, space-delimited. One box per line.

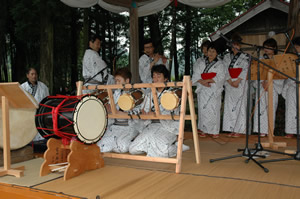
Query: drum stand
xmin=79 ymin=75 xmax=201 ymax=174
xmin=40 ymin=138 xmax=104 ymax=180
xmin=0 ymin=83 xmax=38 ymax=177
xmin=259 ymin=40 xmax=300 ymax=165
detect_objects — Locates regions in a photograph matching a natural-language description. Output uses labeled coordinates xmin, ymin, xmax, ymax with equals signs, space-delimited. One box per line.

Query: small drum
xmin=35 ymin=95 xmax=107 ymax=144
xmin=92 ymin=89 xmax=109 ymax=105
xmin=118 ymin=89 xmax=144 ymax=111
xmin=160 ymin=88 xmax=182 ymax=110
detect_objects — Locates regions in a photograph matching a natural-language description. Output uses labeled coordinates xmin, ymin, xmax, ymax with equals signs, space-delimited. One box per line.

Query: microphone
xmin=216 ymin=31 xmax=231 ymax=43
xmin=216 ymin=31 xmax=232 ymax=47
xmin=268 ymin=28 xmax=293 ymax=37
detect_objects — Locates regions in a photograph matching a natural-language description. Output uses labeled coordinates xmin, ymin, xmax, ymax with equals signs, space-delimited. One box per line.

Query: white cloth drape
xmin=61 ymin=0 xmax=230 ymax=17
xmin=178 ymin=0 xmax=231 ymax=8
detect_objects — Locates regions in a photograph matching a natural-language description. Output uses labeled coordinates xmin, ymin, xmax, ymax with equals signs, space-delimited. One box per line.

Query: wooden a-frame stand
xmin=251 ymin=54 xmax=297 ymax=150
xmin=77 ymin=75 xmax=201 ymax=174
xmin=0 ymin=83 xmax=38 ymax=177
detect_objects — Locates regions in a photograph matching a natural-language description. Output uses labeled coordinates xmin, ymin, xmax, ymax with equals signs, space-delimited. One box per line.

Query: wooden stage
xmin=1 ymin=134 xmax=300 ymax=199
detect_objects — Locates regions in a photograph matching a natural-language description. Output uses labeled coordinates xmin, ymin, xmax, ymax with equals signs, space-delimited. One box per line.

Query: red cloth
xmin=201 ymin=72 xmax=216 ymax=80
xmin=228 ymin=68 xmax=242 ymax=78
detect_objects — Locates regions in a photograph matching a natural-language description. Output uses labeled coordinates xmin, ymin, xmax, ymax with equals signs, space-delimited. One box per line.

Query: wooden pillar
xmin=288 ymin=0 xmax=300 ymax=36
xmin=267 ymin=71 xmax=274 ymax=143
xmin=130 ymin=7 xmax=140 ymax=83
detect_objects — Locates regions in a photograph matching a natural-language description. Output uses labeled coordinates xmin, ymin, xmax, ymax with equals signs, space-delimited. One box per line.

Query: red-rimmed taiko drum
xmin=35 ymin=95 xmax=107 ymax=144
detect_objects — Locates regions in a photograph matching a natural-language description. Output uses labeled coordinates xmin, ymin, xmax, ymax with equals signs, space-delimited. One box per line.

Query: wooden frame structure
xmin=251 ymin=54 xmax=297 ymax=149
xmin=0 ymin=83 xmax=38 ymax=178
xmin=77 ymin=75 xmax=201 ymax=173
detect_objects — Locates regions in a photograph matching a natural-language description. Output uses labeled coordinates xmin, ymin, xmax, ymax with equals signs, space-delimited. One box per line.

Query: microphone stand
xmin=210 ymin=38 xmax=269 ymax=172
xmin=83 ymin=67 xmax=108 ymax=85
xmin=70 ymin=67 xmax=108 ymax=95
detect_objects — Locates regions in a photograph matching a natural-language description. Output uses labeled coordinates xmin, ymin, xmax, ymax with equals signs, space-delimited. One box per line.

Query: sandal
xmin=199 ymin=132 xmax=206 ymax=138
xmin=232 ymin=133 xmax=241 ymax=138
xmin=285 ymin=134 xmax=293 ymax=139
xmin=212 ymin=134 xmax=219 ymax=139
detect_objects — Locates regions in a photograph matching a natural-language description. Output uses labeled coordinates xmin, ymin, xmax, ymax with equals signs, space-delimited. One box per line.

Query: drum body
xmin=92 ymin=89 xmax=109 ymax=104
xmin=160 ymin=88 xmax=182 ymax=110
xmin=0 ymin=108 xmax=37 ymax=150
xmin=118 ymin=89 xmax=144 ymax=111
xmin=35 ymin=95 xmax=107 ymax=144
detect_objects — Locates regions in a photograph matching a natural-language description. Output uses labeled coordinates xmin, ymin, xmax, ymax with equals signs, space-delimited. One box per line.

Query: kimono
xmin=21 ymin=81 xmax=49 ymax=141
xmin=129 ymin=88 xmax=187 ymax=158
xmin=222 ymin=52 xmax=250 ymax=133
xmin=21 ymin=81 xmax=49 ymax=103
xmin=139 ymin=54 xmax=169 ymax=83
xmin=252 ymin=55 xmax=284 ymax=134
xmin=97 ymin=89 xmax=142 ymax=153
xmin=282 ymin=79 xmax=297 ymax=134
xmin=192 ymin=57 xmax=225 ymax=135
xmin=82 ymin=49 xmax=114 ymax=87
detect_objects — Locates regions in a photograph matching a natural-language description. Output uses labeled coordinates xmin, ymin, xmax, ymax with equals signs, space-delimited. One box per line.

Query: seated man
xmin=129 ymin=64 xmax=189 ymax=158
xmin=21 ymin=67 xmax=49 ymax=141
xmin=97 ymin=67 xmax=142 ymax=153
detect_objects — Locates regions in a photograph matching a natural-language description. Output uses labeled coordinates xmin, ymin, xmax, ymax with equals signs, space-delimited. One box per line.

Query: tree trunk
xmin=83 ymin=8 xmax=89 ymax=50
xmin=138 ymin=17 xmax=144 ymax=57
xmin=288 ymin=0 xmax=300 ymax=37
xmin=40 ymin=0 xmax=54 ymax=94
xmin=148 ymin=14 xmax=163 ymax=55
xmin=170 ymin=6 xmax=179 ymax=81
xmin=70 ymin=8 xmax=78 ymax=91
xmin=184 ymin=6 xmax=191 ymax=75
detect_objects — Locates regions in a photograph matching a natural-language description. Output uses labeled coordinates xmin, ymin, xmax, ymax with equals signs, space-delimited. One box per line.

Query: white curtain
xmin=178 ymin=0 xmax=231 ymax=8
xmin=61 ymin=0 xmax=231 ymax=17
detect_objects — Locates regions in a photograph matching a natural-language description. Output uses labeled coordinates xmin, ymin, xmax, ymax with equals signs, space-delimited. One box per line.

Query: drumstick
xmin=51 ymin=165 xmax=68 ymax=172
xmin=48 ymin=162 xmax=68 ymax=166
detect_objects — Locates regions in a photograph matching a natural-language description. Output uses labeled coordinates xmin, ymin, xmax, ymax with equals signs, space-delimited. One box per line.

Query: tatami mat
xmin=0 ymin=158 xmax=63 ymax=187
xmin=34 ymin=138 xmax=300 ymax=199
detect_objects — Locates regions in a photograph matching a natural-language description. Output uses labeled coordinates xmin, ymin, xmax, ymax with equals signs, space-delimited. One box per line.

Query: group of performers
xmin=20 ymin=33 xmax=300 ymax=158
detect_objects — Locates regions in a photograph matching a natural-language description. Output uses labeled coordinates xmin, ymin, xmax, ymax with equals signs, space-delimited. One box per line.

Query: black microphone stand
xmin=70 ymin=67 xmax=108 ymax=95
xmin=210 ymin=38 xmax=269 ymax=172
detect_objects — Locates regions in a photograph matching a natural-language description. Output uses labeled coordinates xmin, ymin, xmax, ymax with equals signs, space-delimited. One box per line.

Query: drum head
xmin=0 ymin=108 xmax=37 ymax=150
xmin=73 ymin=95 xmax=107 ymax=144
xmin=118 ymin=94 xmax=134 ymax=111
xmin=160 ymin=92 xmax=179 ymax=110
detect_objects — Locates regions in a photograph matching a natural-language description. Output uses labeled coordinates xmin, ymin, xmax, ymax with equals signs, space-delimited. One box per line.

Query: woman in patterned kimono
xmin=193 ymin=40 xmax=211 ymax=133
xmin=97 ymin=68 xmax=141 ymax=153
xmin=129 ymin=64 xmax=189 ymax=157
xmin=222 ymin=34 xmax=250 ymax=138
xmin=282 ymin=37 xmax=300 ymax=138
xmin=192 ymin=42 xmax=226 ymax=138
xmin=253 ymin=38 xmax=284 ymax=137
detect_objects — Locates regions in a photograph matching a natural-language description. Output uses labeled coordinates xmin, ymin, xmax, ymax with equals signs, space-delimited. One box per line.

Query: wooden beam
xmin=130 ymin=7 xmax=140 ymax=83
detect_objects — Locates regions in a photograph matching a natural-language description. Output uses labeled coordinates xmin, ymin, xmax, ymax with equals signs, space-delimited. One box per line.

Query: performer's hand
xmin=262 ymin=80 xmax=268 ymax=91
xmin=198 ymin=79 xmax=211 ymax=87
xmin=231 ymin=78 xmax=242 ymax=88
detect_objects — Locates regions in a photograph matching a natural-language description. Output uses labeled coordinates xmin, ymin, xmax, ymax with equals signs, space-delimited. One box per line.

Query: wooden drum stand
xmin=77 ymin=75 xmax=201 ymax=174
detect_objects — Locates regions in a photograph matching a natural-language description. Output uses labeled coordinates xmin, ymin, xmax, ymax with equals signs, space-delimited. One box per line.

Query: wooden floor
xmin=2 ymin=134 xmax=300 ymax=199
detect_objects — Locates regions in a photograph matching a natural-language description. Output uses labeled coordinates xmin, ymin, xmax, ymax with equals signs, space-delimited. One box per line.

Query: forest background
xmin=0 ymin=0 xmax=272 ymax=94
